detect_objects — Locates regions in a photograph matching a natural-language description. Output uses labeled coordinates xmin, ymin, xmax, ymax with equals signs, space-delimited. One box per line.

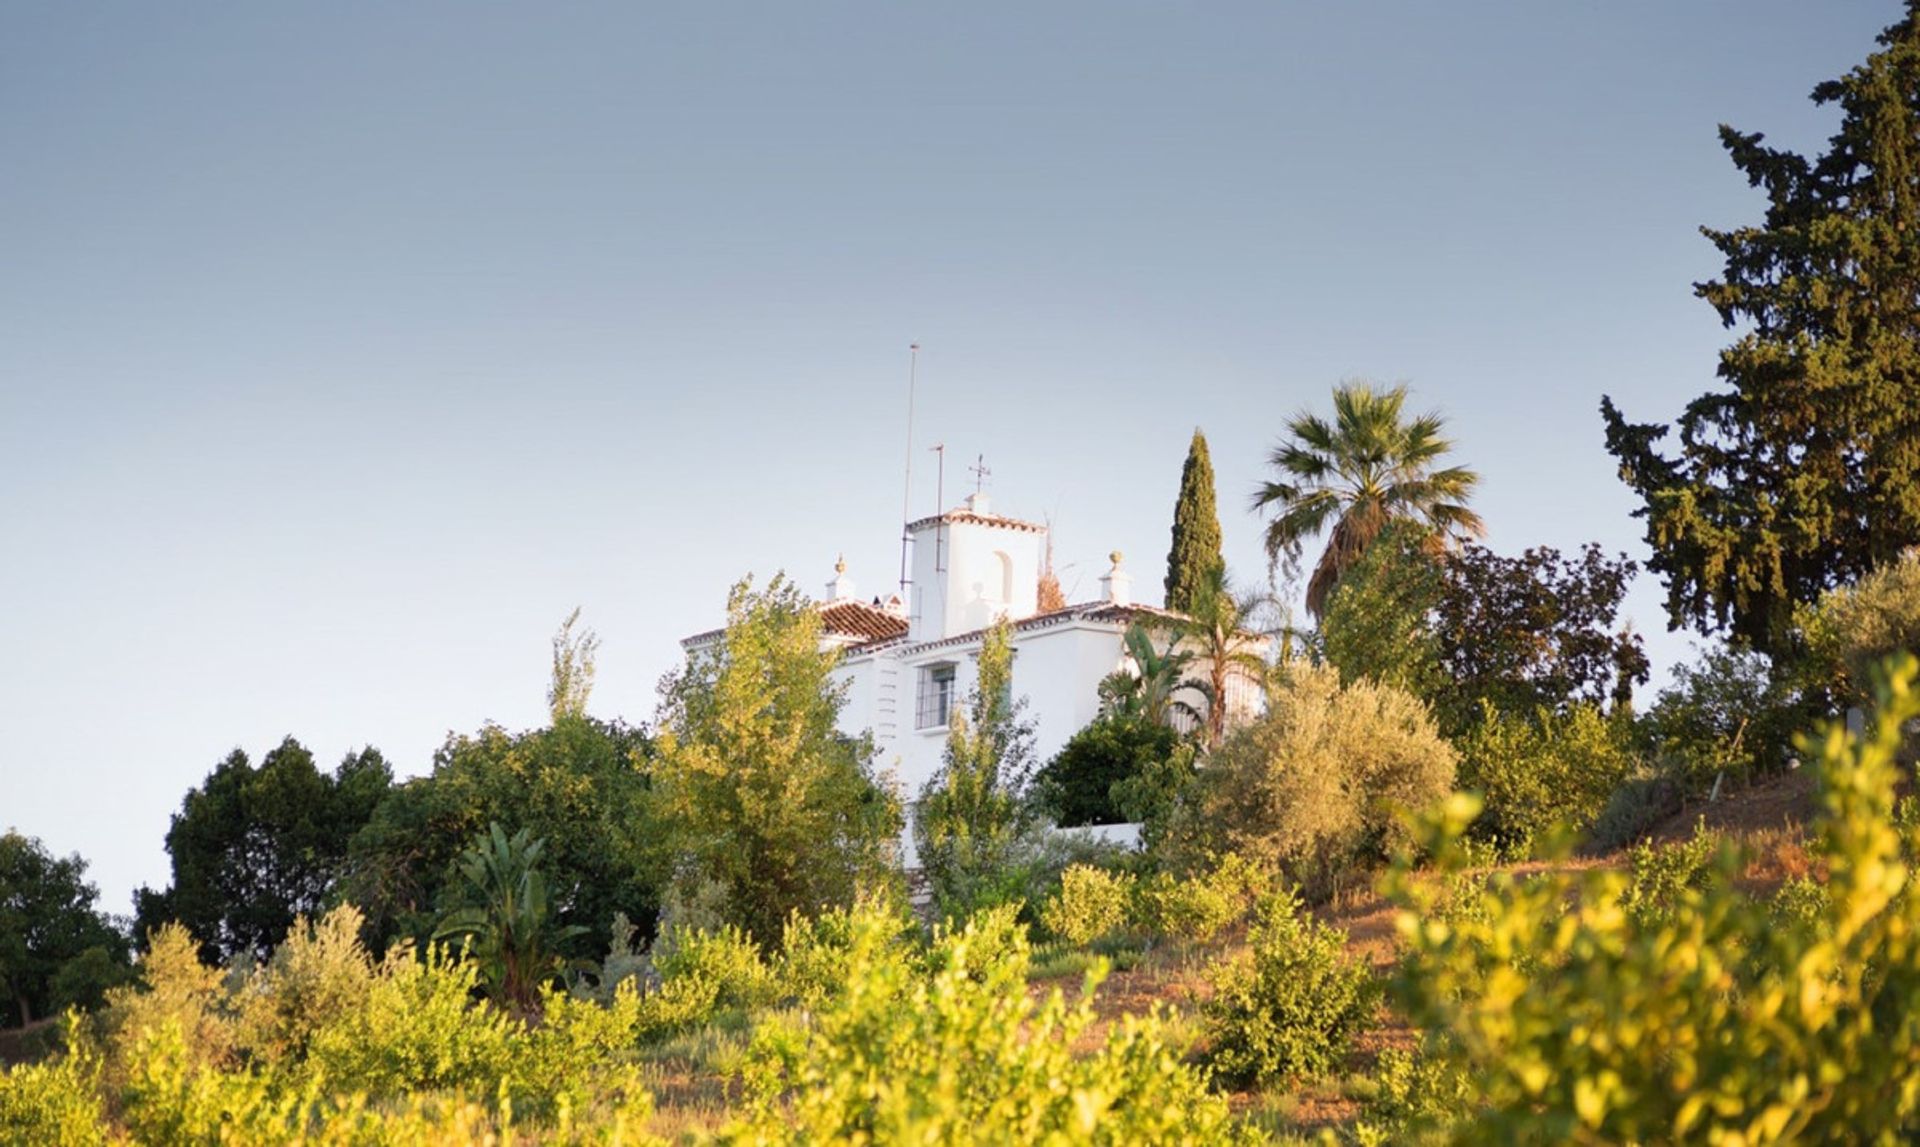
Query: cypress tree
xmin=1164 ymin=428 xmax=1225 ymax=613
xmin=1603 ymin=5 xmax=1920 ymax=655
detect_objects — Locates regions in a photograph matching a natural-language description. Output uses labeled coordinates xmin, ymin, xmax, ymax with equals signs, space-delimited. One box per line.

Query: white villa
xmin=681 ymin=490 xmax=1266 ymax=857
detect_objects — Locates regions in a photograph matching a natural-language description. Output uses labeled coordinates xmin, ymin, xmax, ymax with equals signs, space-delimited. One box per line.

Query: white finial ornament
xmin=827 ymin=556 xmax=855 ymax=602
xmin=1100 ymin=550 xmax=1133 ymax=606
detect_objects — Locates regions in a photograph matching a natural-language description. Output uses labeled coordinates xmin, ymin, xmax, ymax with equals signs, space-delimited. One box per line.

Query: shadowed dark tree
xmin=135 ymin=739 xmax=390 ymax=963
xmin=0 ymin=832 xmax=129 ymax=1027
xmin=1431 ymin=543 xmax=1651 ymax=736
xmin=1603 ymin=5 xmax=1920 ymax=656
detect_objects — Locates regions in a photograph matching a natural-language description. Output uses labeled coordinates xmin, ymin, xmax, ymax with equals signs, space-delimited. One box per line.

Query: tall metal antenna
xmin=897 ymin=343 xmax=920 ymax=602
xmin=931 ymin=443 xmax=947 ymax=573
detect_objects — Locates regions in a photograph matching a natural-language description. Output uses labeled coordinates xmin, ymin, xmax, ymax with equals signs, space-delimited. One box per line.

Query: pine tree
xmin=1603 ymin=5 xmax=1920 ymax=656
xmin=1164 ymin=428 xmax=1225 ymax=613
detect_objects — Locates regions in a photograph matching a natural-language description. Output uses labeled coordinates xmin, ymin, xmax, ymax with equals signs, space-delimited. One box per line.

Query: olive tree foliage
xmin=655 ymin=573 xmax=902 ymax=946
xmin=915 ymin=620 xmax=1040 ymax=917
xmin=1797 ymin=549 xmax=1920 ymax=708
xmin=0 ymin=833 xmax=129 ymax=1028
xmin=1602 ymin=6 xmax=1920 ymax=657
xmin=1173 ymin=662 xmax=1455 ymax=899
xmin=135 ymin=739 xmax=391 ymax=964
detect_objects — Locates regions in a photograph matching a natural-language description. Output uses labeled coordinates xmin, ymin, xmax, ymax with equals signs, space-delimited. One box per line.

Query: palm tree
xmin=1253 ymin=381 xmax=1483 ymax=619
xmin=1178 ymin=571 xmax=1273 ymax=750
xmin=433 ymin=823 xmax=586 ymax=1015
xmin=1098 ymin=623 xmax=1205 ymax=731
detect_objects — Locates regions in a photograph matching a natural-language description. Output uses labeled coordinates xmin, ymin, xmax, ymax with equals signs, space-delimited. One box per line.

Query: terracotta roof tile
xmin=820 ymin=599 xmax=910 ymax=643
xmin=905 ymin=508 xmax=1047 ymax=535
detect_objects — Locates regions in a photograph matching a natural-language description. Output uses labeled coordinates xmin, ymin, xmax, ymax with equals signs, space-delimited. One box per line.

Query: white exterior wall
xmin=906 ymin=511 xmax=1046 ymax=643
xmin=832 ymin=617 xmax=1136 ymax=865
xmin=1005 ymin=623 xmax=1133 ymax=771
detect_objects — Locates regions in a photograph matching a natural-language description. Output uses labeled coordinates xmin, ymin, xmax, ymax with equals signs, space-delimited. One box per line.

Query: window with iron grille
xmin=916 ymin=662 xmax=957 ymax=730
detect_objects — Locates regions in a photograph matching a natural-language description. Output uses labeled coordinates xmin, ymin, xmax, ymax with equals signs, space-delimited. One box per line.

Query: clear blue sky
xmin=1 ymin=2 xmax=1897 ymax=915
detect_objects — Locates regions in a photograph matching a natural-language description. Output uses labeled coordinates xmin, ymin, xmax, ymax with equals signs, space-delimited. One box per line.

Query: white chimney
xmin=966 ymin=491 xmax=991 ymax=515
xmin=826 ymin=555 xmax=854 ymax=602
xmin=1100 ymin=550 xmax=1133 ymax=606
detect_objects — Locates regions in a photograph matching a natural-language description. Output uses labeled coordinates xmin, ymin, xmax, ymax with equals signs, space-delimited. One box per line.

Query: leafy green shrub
xmin=232 ymin=907 xmax=374 ymax=1068
xmin=99 ymin=922 xmax=237 ymax=1089
xmin=1457 ymin=702 xmax=1640 ymax=853
xmin=651 ymin=922 xmax=776 ymax=1012
xmin=1202 ymin=890 xmax=1377 ymax=1086
xmin=1638 ymin=644 xmax=1804 ymax=784
xmin=1384 ymin=654 xmax=1920 ymax=1142
xmin=1621 ymin=821 xmax=1726 ymax=929
xmin=521 ymin=983 xmax=653 ymax=1120
xmin=1134 ymin=851 xmax=1267 ymax=944
xmin=1110 ymin=740 xmax=1201 ymax=852
xmin=29 ymin=903 xmax=668 ymax=1141
xmin=1584 ymin=768 xmax=1685 ymax=854
xmin=723 ymin=900 xmax=1253 ymax=1144
xmin=1177 ymin=664 xmax=1455 ymax=897
xmin=1768 ymin=876 xmax=1829 ymax=936
xmin=1798 ymin=550 xmax=1920 ymax=708
xmin=303 ymin=939 xmax=517 ymax=1097
xmin=775 ymin=893 xmax=918 ymax=1011
xmin=1357 ymin=1041 xmax=1475 ymax=1145
xmin=1039 ymin=864 xmax=1136 ymax=946
xmin=0 ymin=1034 xmax=105 ymax=1146
xmin=1035 ymin=715 xmax=1183 ymax=828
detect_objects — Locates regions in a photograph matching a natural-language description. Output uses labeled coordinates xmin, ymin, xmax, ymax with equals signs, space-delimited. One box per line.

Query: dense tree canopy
xmin=1033 ymin=714 xmax=1182 ymax=829
xmin=346 ymin=609 xmax=663 ymax=959
xmin=1316 ymin=530 xmax=1647 ymax=738
xmin=0 ymin=832 xmax=127 ymax=1027
xmin=655 ymin=573 xmax=901 ymax=945
xmin=1603 ymin=5 xmax=1920 ymax=655
xmin=1164 ymin=428 xmax=1225 ymax=613
xmin=343 ymin=714 xmax=662 ymax=960
xmin=1431 ymin=542 xmax=1649 ymax=735
xmin=135 ymin=738 xmax=391 ymax=963
xmin=1318 ymin=522 xmax=1445 ymax=699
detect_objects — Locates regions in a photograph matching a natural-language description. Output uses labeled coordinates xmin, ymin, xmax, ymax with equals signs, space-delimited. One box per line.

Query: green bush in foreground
xmin=1387 ymin=655 xmax=1920 ymax=1143
xmin=1456 ymin=702 xmax=1638 ymax=855
xmin=1039 ymin=864 xmax=1136 ymax=946
xmin=2 ymin=906 xmax=662 ymax=1143
xmin=1134 ymin=851 xmax=1268 ymax=945
xmin=724 ymin=901 xmax=1257 ymax=1144
xmin=1202 ymin=890 xmax=1377 ymax=1087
